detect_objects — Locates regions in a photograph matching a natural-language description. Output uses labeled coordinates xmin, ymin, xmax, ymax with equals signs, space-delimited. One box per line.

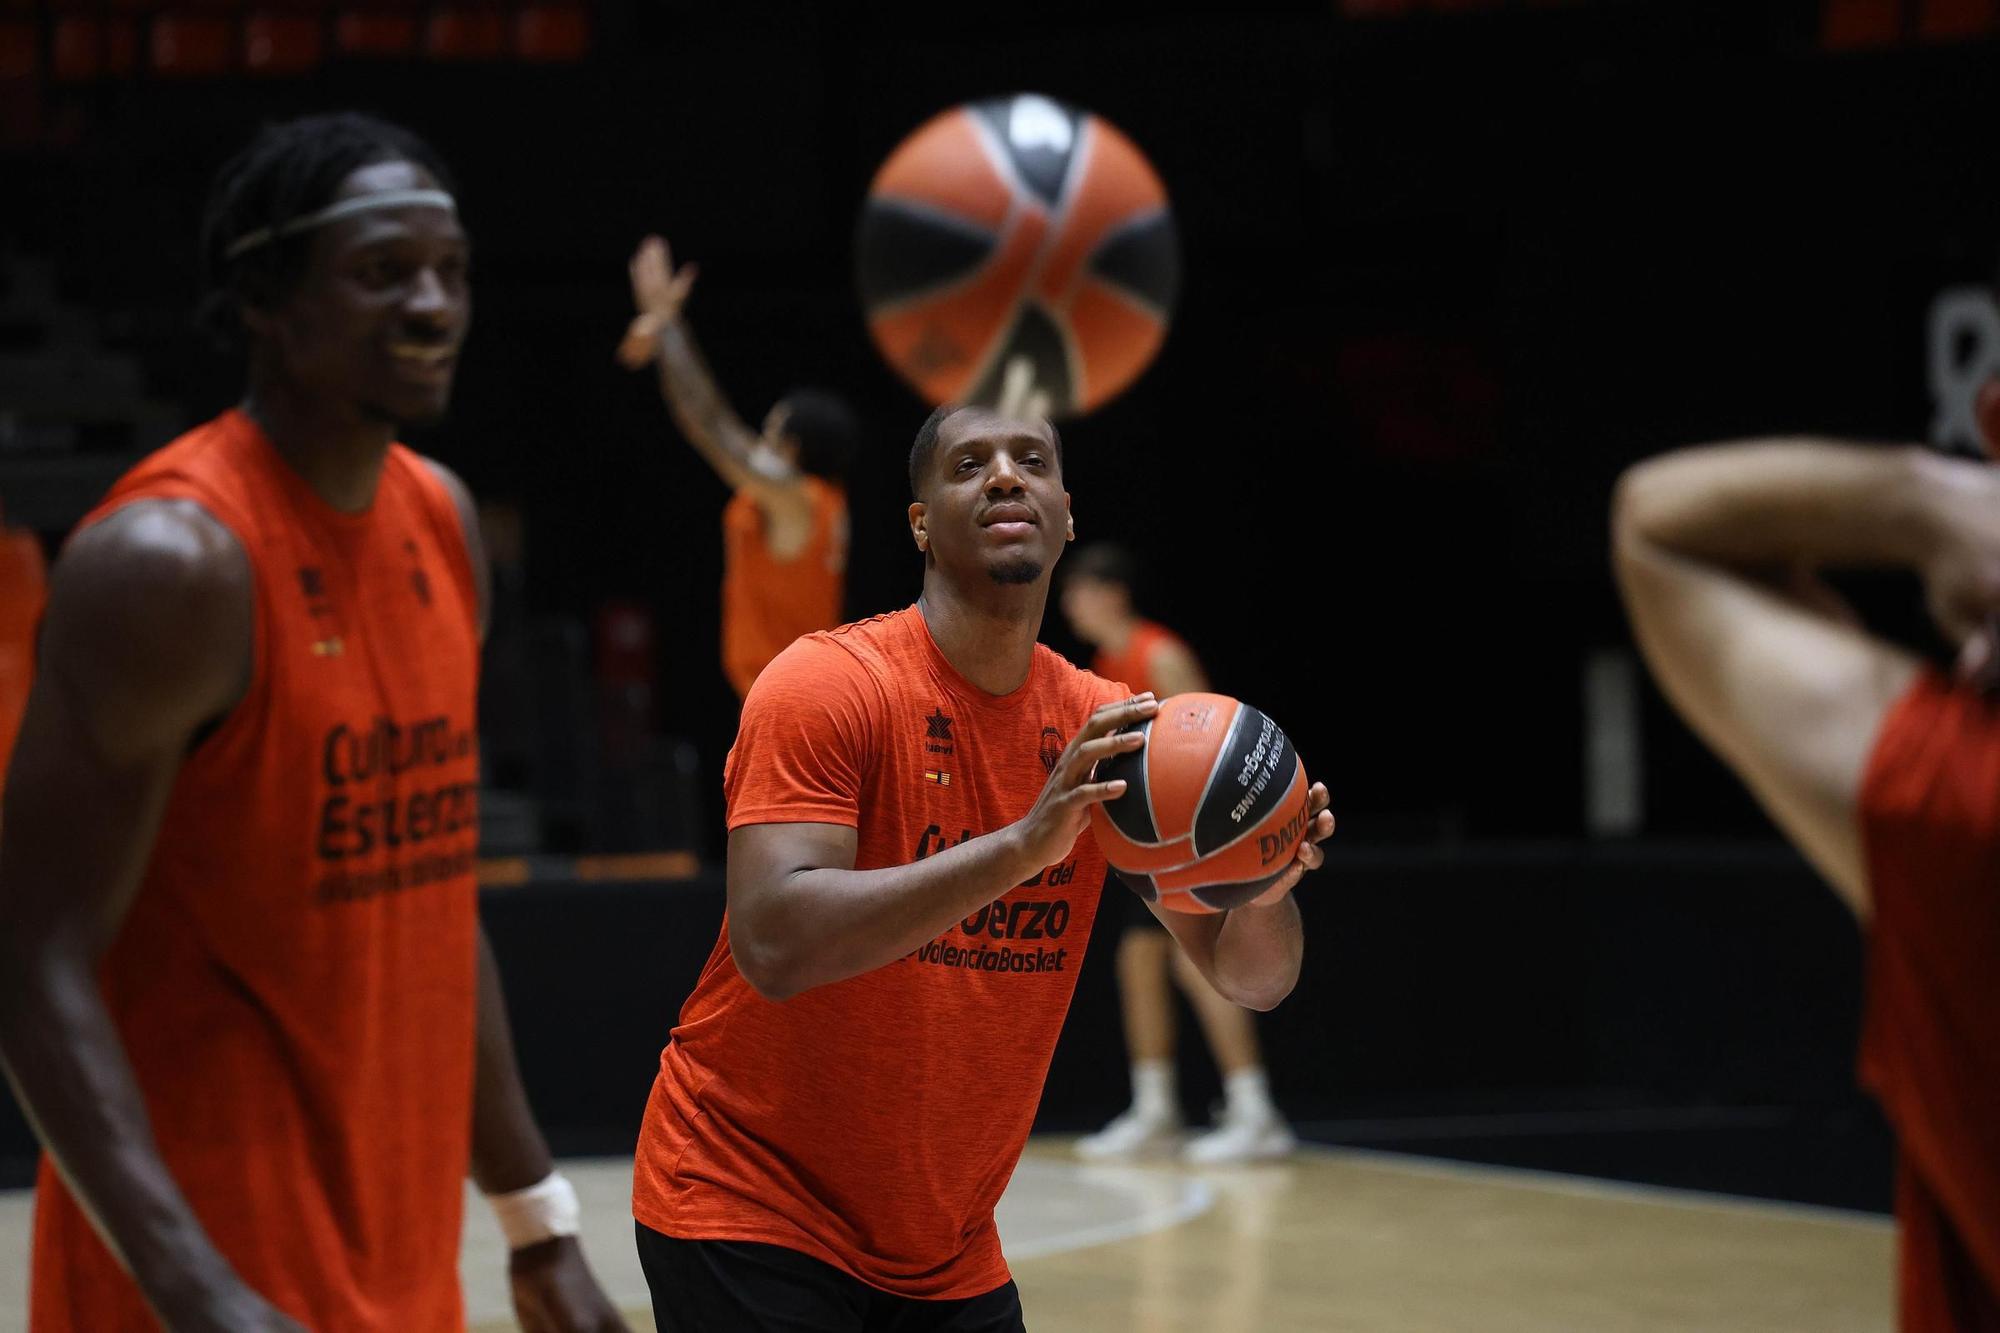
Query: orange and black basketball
xmin=1088 ymin=693 xmax=1312 ymax=914
xmin=857 ymin=92 xmax=1179 ymax=418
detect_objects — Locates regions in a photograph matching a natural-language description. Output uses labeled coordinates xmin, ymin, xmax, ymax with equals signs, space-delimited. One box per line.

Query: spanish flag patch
xmin=923 ymin=770 xmax=951 ymax=786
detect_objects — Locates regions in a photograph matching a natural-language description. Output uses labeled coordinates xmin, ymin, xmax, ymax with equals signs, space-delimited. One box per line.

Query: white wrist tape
xmin=486 ymin=1171 xmax=581 ymax=1250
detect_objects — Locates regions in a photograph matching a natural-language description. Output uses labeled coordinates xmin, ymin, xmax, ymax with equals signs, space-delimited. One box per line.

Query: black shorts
xmin=636 ymin=1223 xmax=1026 ymax=1333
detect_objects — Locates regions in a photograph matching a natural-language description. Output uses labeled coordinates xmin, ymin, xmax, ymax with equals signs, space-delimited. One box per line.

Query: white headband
xmin=223 ymin=188 xmax=457 ymax=262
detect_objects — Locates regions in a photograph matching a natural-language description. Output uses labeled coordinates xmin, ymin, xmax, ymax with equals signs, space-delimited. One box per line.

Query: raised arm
xmin=616 ymin=236 xmax=809 ymax=518
xmin=728 ymin=694 xmax=1158 ymax=1001
xmin=1611 ymin=440 xmax=2000 ymax=913
xmin=0 ymin=503 xmax=303 ymax=1331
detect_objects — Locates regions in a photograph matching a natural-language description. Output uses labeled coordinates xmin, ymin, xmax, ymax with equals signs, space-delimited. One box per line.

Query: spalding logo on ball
xmin=858 ymin=93 xmax=1180 ymax=418
xmin=1088 ymin=694 xmax=1312 ymax=915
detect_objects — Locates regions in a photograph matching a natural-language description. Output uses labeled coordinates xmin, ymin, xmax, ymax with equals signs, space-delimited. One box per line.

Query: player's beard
xmin=989 ymin=558 xmax=1043 ymax=586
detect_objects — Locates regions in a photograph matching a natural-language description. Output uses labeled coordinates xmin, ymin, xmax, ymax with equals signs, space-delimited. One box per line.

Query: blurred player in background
xmin=1060 ymin=543 xmax=1297 ymax=1163
xmin=618 ymin=235 xmax=856 ymax=699
xmin=1614 ymin=422 xmax=2000 ymax=1330
xmin=0 ymin=112 xmax=624 ymax=1333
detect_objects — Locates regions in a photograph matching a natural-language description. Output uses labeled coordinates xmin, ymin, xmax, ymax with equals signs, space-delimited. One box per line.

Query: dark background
xmin=5 ymin=0 xmax=1995 ymax=1206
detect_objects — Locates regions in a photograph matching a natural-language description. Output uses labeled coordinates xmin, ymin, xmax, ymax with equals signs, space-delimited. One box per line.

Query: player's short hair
xmin=198 ymin=112 xmax=457 ymax=347
xmin=907 ymin=403 xmax=1064 ymax=498
xmin=1063 ymin=542 xmax=1138 ymax=592
xmin=777 ymin=388 xmax=859 ymax=480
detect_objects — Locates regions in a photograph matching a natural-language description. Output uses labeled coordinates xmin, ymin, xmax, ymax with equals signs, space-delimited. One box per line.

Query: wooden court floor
xmin=0 ymin=1140 xmax=1891 ymax=1331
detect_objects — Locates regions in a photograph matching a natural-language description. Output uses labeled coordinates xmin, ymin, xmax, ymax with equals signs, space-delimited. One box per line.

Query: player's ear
xmin=1975 ymin=377 xmax=2000 ymax=462
xmin=1063 ymin=493 xmax=1074 ymax=543
xmin=908 ymin=501 xmax=929 ymax=552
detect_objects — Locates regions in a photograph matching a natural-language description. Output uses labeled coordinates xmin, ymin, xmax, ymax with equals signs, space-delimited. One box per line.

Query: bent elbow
xmin=1223 ymin=972 xmax=1295 ymax=1013
xmin=1235 ymin=984 xmax=1292 ymax=1014
xmin=730 ymin=929 xmax=807 ymax=1003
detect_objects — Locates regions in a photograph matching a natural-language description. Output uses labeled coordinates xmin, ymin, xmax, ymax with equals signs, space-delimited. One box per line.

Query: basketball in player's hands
xmin=1087 ymin=693 xmax=1313 ymax=914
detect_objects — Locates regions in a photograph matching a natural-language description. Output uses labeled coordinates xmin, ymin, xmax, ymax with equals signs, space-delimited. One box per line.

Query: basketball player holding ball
xmin=1061 ymin=543 xmax=1298 ymax=1164
xmin=630 ymin=404 xmax=1333 ymax=1331
xmin=618 ymin=235 xmax=857 ymax=700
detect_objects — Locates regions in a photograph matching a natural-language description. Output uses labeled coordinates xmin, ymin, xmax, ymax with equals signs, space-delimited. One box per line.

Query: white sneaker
xmin=1074 ymin=1106 xmax=1183 ymax=1160
xmin=1183 ymin=1109 xmax=1296 ymax=1165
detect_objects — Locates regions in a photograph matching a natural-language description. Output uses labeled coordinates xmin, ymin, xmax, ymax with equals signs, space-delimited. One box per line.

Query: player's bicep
xmin=728 ymin=823 xmax=859 ymax=893
xmin=0 ymin=503 xmax=251 ymax=951
xmin=725 ymin=822 xmax=859 ymax=959
xmin=1615 ymin=540 xmax=1916 ymax=913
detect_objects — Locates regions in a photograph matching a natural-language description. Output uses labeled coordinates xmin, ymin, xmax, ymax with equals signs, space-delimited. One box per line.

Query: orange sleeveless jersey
xmin=721 ymin=476 xmax=847 ymax=697
xmin=31 ymin=410 xmax=483 ymax=1332
xmin=0 ymin=525 xmax=47 ymax=807
xmin=633 ymin=607 xmax=1125 ymax=1299
xmin=1858 ymin=673 xmax=2000 ymax=1331
xmin=1091 ymin=619 xmax=1193 ymax=699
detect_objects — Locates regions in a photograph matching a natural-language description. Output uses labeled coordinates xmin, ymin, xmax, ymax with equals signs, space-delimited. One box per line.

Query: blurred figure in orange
xmin=1060 ymin=543 xmax=1296 ymax=1164
xmin=618 ymin=236 xmax=855 ymax=699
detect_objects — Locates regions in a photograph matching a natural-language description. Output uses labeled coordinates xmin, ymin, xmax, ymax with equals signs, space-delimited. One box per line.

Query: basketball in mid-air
xmin=856 ymin=92 xmax=1180 ymax=419
xmin=1088 ymin=693 xmax=1312 ymax=915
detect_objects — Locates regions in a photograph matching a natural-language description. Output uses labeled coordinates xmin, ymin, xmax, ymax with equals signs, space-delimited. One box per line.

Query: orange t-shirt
xmin=1092 ymin=619 xmax=1195 ymax=699
xmin=31 ymin=410 xmax=483 ymax=1333
xmin=1858 ymin=672 xmax=2000 ymax=1331
xmin=0 ymin=525 xmax=48 ymax=806
xmin=633 ymin=606 xmax=1125 ymax=1299
xmin=721 ymin=475 xmax=847 ymax=697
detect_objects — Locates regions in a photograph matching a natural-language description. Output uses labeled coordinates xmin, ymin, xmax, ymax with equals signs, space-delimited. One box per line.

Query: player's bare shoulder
xmin=43 ymin=499 xmax=253 ymax=746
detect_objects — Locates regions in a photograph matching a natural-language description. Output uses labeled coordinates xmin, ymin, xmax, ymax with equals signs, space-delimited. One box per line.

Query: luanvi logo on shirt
xmin=1038 ymin=727 xmax=1063 ymax=773
xmin=924 ymin=708 xmax=954 ymax=756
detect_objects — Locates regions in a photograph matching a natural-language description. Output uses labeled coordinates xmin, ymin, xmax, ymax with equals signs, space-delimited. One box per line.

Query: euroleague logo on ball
xmin=857 ymin=92 xmax=1181 ymax=418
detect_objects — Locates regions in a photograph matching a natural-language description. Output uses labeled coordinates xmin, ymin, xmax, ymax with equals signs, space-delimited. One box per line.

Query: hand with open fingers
xmin=1248 ymin=782 xmax=1335 ymax=907
xmin=1008 ymin=694 xmax=1159 ymax=871
xmin=509 ymin=1236 xmax=631 ymax=1333
xmin=614 ymin=235 xmax=698 ymax=370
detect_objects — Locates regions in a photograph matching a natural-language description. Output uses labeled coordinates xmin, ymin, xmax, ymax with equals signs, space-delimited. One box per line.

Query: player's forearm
xmin=468 ymin=928 xmax=555 ymax=1195
xmin=651 ymin=318 xmax=756 ymax=479
xmin=0 ymin=950 xmax=241 ymax=1316
xmin=1207 ymin=896 xmax=1303 ymax=1011
xmin=1611 ymin=441 xmax=1937 ymax=573
xmin=732 ymin=829 xmax=1047 ymax=1001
